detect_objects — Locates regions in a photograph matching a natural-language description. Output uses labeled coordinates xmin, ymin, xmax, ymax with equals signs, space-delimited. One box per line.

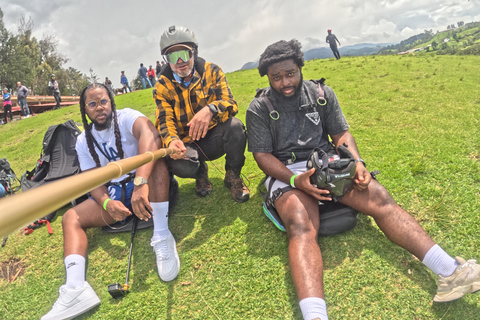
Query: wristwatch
xmin=355 ymin=159 xmax=366 ymax=168
xmin=207 ymin=104 xmax=218 ymax=117
xmin=133 ymin=176 xmax=148 ymax=186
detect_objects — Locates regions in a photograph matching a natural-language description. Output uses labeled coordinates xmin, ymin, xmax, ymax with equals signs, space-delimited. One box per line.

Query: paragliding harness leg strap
xmin=260 ymin=176 xmax=294 ymax=232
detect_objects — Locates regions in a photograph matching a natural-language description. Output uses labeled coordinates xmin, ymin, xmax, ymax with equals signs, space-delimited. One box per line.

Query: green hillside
xmin=1 ymin=54 xmax=480 ymax=319
xmin=379 ymin=21 xmax=480 ymax=55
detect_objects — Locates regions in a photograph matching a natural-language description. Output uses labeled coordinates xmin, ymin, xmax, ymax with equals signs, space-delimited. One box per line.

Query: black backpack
xmin=21 ymin=120 xmax=87 ymax=221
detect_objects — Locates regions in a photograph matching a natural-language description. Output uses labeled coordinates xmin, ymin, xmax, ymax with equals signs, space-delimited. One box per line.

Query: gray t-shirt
xmin=246 ymin=80 xmax=349 ymax=162
xmin=139 ymin=66 xmax=148 ymax=78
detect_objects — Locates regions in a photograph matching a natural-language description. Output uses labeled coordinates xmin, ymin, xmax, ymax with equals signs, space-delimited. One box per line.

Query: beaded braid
xmin=79 ymin=83 xmax=124 ymax=167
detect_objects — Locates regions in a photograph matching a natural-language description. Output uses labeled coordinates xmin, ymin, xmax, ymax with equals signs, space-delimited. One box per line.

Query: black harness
xmin=258 ymin=79 xmax=328 ymax=205
xmin=259 ymin=78 xmax=327 ymax=165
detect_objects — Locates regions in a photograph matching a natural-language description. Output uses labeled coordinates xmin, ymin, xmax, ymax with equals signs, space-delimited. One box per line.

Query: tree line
xmin=0 ymin=8 xmax=89 ymax=96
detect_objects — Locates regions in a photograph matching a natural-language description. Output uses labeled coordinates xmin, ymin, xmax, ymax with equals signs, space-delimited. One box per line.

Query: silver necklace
xmin=94 ymin=126 xmax=113 ymax=144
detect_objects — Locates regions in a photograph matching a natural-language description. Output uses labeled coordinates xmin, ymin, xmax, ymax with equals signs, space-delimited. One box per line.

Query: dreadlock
xmin=258 ymin=39 xmax=305 ymax=77
xmin=79 ymin=83 xmax=125 ymax=168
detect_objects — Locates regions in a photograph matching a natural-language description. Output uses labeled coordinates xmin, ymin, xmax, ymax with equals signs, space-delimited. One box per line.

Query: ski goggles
xmin=164 ymin=49 xmax=194 ymax=64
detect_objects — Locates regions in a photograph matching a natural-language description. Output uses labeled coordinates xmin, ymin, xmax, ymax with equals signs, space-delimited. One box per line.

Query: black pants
xmin=166 ymin=117 xmax=247 ymax=178
xmin=330 ymin=45 xmax=341 ymax=59
xmin=53 ymin=92 xmax=61 ymax=109
xmin=3 ymin=104 xmax=12 ymax=123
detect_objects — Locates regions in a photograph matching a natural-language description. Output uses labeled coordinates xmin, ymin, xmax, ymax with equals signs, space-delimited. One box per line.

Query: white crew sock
xmin=151 ymin=201 xmax=170 ymax=238
xmin=299 ymin=297 xmax=329 ymax=320
xmin=422 ymin=244 xmax=459 ymax=277
xmin=65 ymin=254 xmax=86 ymax=289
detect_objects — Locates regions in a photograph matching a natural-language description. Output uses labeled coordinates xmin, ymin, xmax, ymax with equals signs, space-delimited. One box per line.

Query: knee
xmin=370 ymin=183 xmax=396 ymax=208
xmin=226 ymin=118 xmax=246 ymax=141
xmin=282 ymin=208 xmax=319 ymax=240
xmin=168 ymin=157 xmax=200 ymax=178
xmin=62 ymin=208 xmax=79 ymax=229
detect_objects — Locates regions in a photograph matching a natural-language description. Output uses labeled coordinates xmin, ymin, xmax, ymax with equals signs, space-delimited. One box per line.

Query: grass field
xmin=1 ymin=54 xmax=479 ymax=319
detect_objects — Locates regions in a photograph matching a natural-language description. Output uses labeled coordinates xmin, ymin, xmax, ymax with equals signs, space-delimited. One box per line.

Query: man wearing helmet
xmin=48 ymin=74 xmax=62 ymax=109
xmin=246 ymin=39 xmax=480 ymax=320
xmin=154 ymin=25 xmax=249 ymax=203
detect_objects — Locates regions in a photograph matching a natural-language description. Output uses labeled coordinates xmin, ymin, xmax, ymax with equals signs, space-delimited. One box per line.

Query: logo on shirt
xmin=305 ymin=111 xmax=320 ymax=125
xmin=101 ymin=142 xmax=120 ymax=161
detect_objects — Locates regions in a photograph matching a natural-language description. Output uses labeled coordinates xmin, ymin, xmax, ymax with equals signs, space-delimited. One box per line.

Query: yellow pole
xmin=0 ymin=148 xmax=176 ymax=238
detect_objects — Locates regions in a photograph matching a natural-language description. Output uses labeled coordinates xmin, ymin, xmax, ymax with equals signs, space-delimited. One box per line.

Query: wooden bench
xmin=0 ymin=100 xmax=79 ymax=119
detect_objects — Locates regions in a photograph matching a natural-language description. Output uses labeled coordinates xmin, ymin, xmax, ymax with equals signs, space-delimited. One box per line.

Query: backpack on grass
xmin=20 ymin=120 xmax=88 ymax=223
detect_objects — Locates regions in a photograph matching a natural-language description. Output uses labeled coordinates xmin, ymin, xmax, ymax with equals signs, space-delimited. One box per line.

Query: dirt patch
xmin=468 ymin=152 xmax=480 ymax=161
xmin=0 ymin=258 xmax=26 ymax=283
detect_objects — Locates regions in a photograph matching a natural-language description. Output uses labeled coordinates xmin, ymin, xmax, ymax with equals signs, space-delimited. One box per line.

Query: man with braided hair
xmin=246 ymin=39 xmax=480 ymax=320
xmin=154 ymin=25 xmax=249 ymax=203
xmin=42 ymin=83 xmax=180 ymax=320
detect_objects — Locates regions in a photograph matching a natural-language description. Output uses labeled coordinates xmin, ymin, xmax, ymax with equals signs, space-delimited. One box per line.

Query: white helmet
xmin=160 ymin=25 xmax=198 ymax=55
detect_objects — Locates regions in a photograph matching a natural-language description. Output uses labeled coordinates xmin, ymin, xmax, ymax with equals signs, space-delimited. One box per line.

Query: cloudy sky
xmin=0 ymin=0 xmax=479 ymax=85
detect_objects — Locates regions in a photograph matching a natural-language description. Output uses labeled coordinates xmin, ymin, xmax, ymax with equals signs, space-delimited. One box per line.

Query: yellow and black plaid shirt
xmin=154 ymin=57 xmax=238 ymax=147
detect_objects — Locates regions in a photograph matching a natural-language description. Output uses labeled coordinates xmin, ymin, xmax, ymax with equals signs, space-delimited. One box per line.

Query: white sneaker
xmin=151 ymin=234 xmax=180 ymax=281
xmin=41 ymin=282 xmax=100 ymax=320
xmin=434 ymin=257 xmax=480 ymax=302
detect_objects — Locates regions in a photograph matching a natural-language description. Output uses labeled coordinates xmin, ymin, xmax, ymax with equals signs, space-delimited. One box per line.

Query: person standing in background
xmin=48 ymin=74 xmax=62 ymax=109
xmin=326 ymin=29 xmax=341 ymax=60
xmin=17 ymin=82 xmax=31 ymax=118
xmin=148 ymin=65 xmax=156 ymax=86
xmin=120 ymin=71 xmax=132 ymax=93
xmin=138 ymin=63 xmax=153 ymax=89
xmin=2 ymin=89 xmax=13 ymax=123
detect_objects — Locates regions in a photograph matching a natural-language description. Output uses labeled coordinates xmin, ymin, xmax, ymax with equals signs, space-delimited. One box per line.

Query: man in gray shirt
xmin=16 ymin=82 xmax=31 ymax=117
xmin=326 ymin=29 xmax=341 ymax=60
xmin=138 ymin=63 xmax=152 ymax=89
xmin=246 ymin=39 xmax=480 ymax=320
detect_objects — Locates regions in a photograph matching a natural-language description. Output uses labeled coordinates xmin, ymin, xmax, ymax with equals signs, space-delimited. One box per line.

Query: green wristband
xmin=290 ymin=174 xmax=298 ymax=188
xmin=103 ymin=198 xmax=111 ymax=211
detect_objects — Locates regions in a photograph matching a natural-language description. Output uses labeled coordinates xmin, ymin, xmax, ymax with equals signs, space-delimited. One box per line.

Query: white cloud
xmin=0 ymin=0 xmax=479 ymax=78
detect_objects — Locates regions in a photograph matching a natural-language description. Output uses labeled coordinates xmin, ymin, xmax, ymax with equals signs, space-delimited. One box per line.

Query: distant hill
xmin=240 ymin=43 xmax=391 ymax=70
xmin=378 ymin=21 xmax=480 ymax=56
xmin=240 ymin=21 xmax=480 ymax=71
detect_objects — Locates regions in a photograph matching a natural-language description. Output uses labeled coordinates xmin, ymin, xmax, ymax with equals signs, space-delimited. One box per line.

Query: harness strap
xmin=260 ymin=91 xmax=279 ymax=120
xmin=91 ymin=136 xmax=111 ymax=160
xmin=120 ymin=179 xmax=129 ymax=203
xmin=317 ymin=81 xmax=326 ymax=105
xmin=258 ymin=79 xmax=328 ymax=165
xmin=264 ymin=177 xmax=294 ymax=208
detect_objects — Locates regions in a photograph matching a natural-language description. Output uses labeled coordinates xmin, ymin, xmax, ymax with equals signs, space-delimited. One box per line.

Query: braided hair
xmin=79 ymin=83 xmax=125 ymax=168
xmin=258 ymin=39 xmax=305 ymax=77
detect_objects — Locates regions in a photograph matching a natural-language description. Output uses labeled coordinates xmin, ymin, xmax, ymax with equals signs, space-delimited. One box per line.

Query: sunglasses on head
xmin=86 ymin=98 xmax=109 ymax=109
xmin=164 ymin=49 xmax=194 ymax=64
